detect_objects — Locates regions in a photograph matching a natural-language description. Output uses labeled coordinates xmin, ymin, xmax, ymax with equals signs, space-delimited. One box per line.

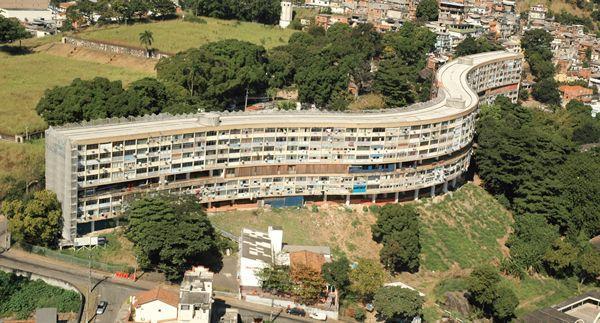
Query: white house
xmin=0 ymin=0 xmax=54 ymax=23
xmin=133 ymin=287 xmax=179 ymax=323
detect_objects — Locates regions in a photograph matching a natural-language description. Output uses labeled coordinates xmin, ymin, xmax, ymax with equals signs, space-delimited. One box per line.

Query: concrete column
xmin=91 ymin=220 xmax=95 ymax=232
xmin=185 ymin=172 xmax=191 ymax=180
xmin=430 ymin=185 xmax=436 ymax=197
xmin=452 ymin=177 xmax=458 ymax=188
xmin=346 ymin=195 xmax=351 ymax=206
xmin=323 ymin=194 xmax=327 ymax=202
xmin=371 ymin=194 xmax=377 ymax=203
xmin=394 ymin=192 xmax=399 ymax=203
xmin=116 ymin=218 xmax=119 ymax=227
xmin=443 ymin=181 xmax=449 ymax=193
xmin=207 ymin=201 xmax=212 ymax=209
xmin=414 ymin=188 xmax=420 ymax=200
xmin=231 ymin=199 xmax=235 ymax=206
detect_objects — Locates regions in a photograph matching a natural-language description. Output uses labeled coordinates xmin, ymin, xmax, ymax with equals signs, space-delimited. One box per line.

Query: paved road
xmin=0 ymin=249 xmax=146 ymax=323
xmin=0 ymin=249 xmax=312 ymax=323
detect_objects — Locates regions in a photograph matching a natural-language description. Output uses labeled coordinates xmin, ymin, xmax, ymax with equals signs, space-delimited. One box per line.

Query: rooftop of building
xmin=135 ymin=286 xmax=179 ymax=308
xmin=0 ymin=0 xmax=49 ymax=10
xmin=240 ymin=228 xmax=272 ymax=263
xmin=290 ymin=250 xmax=327 ymax=273
xmin=46 ymin=51 xmax=522 ymax=144
xmin=523 ymin=290 xmax=600 ymax=323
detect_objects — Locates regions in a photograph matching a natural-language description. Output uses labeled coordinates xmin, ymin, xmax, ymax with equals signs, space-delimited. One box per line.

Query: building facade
xmin=45 ymin=51 xmax=522 ymax=241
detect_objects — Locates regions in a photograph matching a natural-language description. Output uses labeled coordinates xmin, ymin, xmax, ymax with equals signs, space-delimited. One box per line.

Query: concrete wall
xmin=62 ymin=37 xmax=171 ymax=59
xmin=1 ymin=9 xmax=54 ymax=22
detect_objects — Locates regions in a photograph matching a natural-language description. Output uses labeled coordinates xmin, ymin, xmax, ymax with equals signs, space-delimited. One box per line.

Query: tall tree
xmin=1 ymin=190 xmax=62 ymax=247
xmin=290 ymin=264 xmax=326 ymax=305
xmin=321 ymin=254 xmax=350 ymax=295
xmin=139 ymin=30 xmax=154 ymax=57
xmin=0 ymin=15 xmax=31 ymax=45
xmin=372 ymin=204 xmax=421 ymax=272
xmin=125 ymin=195 xmax=222 ymax=281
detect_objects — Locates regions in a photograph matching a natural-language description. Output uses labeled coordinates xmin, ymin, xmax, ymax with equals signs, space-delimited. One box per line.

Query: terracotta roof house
xmin=133 ymin=287 xmax=179 ymax=323
xmin=290 ymin=250 xmax=326 ymax=273
xmin=559 ymin=85 xmax=593 ymax=105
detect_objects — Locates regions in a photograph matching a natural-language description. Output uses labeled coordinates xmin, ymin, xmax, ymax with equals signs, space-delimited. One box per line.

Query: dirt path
xmin=35 ymin=42 xmax=157 ymax=74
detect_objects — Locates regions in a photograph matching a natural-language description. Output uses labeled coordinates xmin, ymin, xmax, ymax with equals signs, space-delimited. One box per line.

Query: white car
xmin=309 ymin=312 xmax=327 ymax=321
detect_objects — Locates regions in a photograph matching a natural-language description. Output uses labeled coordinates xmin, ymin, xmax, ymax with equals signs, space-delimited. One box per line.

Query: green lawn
xmin=0 ymin=52 xmax=151 ymax=135
xmin=77 ymin=18 xmax=297 ymax=53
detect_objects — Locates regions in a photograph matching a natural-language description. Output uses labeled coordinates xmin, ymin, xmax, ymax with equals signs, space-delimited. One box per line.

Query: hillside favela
xmin=0 ymin=0 xmax=599 ymax=322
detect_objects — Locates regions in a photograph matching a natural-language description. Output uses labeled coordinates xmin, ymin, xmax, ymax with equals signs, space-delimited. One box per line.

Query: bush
xmin=354 ymin=308 xmax=366 ymax=321
xmin=183 ymin=13 xmax=207 ymax=24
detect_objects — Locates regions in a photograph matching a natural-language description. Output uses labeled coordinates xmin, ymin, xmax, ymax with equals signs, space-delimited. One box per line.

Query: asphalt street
xmin=0 ymin=249 xmax=311 ymax=323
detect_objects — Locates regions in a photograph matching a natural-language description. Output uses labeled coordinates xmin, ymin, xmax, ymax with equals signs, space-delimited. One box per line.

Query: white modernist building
xmin=45 ymin=51 xmax=523 ymax=241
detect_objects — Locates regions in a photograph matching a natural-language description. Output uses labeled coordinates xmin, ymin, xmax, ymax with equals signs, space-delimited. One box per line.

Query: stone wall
xmin=63 ymin=36 xmax=172 ymax=59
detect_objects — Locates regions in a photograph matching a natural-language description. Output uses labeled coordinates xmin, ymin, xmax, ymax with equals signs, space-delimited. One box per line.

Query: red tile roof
xmin=135 ymin=287 xmax=179 ymax=308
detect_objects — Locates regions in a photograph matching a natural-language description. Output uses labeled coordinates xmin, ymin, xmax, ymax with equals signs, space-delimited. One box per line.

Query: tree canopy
xmin=374 ymin=286 xmax=424 ymax=321
xmin=372 ymin=204 xmax=421 ymax=273
xmin=1 ymin=190 xmax=62 ymax=247
xmin=321 ymin=254 xmax=350 ymax=295
xmin=35 ymin=77 xmax=186 ymax=126
xmin=374 ymin=23 xmax=435 ymax=108
xmin=180 ymin=0 xmax=281 ymax=24
xmin=349 ymin=258 xmax=385 ymax=301
xmin=125 ymin=195 xmax=222 ymax=281
xmin=157 ymin=39 xmax=269 ymax=110
xmin=467 ymin=265 xmax=518 ymax=321
xmin=0 ymin=15 xmax=31 ymax=44
xmin=416 ymin=0 xmax=439 ymax=21
xmin=455 ymin=35 xmax=502 ymax=56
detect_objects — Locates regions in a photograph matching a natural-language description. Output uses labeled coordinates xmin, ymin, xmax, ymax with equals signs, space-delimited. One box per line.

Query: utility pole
xmin=244 ymin=86 xmax=249 ymax=110
xmin=87 ymin=251 xmax=92 ymax=323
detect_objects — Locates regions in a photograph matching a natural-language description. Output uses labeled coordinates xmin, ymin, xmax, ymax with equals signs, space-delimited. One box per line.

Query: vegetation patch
xmin=0 ymin=272 xmax=80 ymax=319
xmin=416 ymin=183 xmax=513 ymax=271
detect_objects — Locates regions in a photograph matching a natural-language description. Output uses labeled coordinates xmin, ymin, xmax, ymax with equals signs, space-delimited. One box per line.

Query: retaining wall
xmin=62 ymin=36 xmax=172 ymax=59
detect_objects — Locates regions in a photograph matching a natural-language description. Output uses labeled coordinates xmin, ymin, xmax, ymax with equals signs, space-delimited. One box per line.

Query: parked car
xmin=287 ymin=307 xmax=306 ymax=317
xmin=96 ymin=301 xmax=108 ymax=315
xmin=309 ymin=312 xmax=327 ymax=321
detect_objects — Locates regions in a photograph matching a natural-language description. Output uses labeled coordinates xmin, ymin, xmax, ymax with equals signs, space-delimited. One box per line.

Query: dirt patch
xmin=35 ymin=42 xmax=157 ymax=75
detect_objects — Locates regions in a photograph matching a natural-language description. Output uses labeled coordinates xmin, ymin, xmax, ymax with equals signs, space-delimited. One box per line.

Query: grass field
xmin=0 ymin=51 xmax=151 ymax=135
xmin=0 ymin=140 xmax=45 ymax=199
xmin=518 ymin=0 xmax=593 ymax=17
xmin=77 ymin=18 xmax=297 ymax=53
xmin=416 ymin=184 xmax=513 ymax=271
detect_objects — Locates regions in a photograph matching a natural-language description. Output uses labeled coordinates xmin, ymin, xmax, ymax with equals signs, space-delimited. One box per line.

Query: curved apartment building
xmin=46 ymin=51 xmax=522 ymax=240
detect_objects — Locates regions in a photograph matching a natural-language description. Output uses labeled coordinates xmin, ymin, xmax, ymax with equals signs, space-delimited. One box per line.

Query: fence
xmin=63 ymin=36 xmax=172 ymax=59
xmin=20 ymin=243 xmax=134 ymax=273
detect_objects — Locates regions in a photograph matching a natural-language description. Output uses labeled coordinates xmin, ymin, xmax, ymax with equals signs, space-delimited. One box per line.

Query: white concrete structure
xmin=239 ymin=228 xmax=273 ymax=290
xmin=178 ymin=267 xmax=214 ymax=323
xmin=45 ymin=51 xmax=522 ymax=241
xmin=0 ymin=0 xmax=54 ymax=22
xmin=279 ymin=1 xmax=292 ymax=28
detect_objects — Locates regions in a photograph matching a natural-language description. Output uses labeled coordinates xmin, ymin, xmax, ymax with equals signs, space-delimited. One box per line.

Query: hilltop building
xmin=45 ymin=51 xmax=522 ymax=241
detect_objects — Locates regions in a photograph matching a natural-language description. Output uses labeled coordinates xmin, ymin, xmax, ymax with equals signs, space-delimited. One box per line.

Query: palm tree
xmin=139 ymin=30 xmax=154 ymax=58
